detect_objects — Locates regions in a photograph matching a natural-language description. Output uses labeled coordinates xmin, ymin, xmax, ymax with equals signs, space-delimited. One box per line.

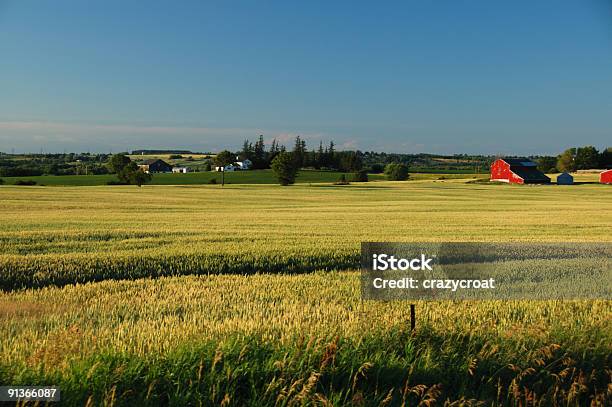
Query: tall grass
xmin=1 ymin=273 xmax=610 ymax=405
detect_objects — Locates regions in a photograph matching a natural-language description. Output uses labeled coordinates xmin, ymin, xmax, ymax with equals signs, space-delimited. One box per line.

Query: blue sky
xmin=1 ymin=0 xmax=611 ymax=154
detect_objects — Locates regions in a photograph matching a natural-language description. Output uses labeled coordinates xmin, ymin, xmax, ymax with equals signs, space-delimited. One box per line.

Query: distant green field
xmin=1 ymin=170 xmax=602 ymax=186
xmin=0 ymin=170 xmax=484 ymax=186
xmin=0 ymin=169 xmax=381 ymax=186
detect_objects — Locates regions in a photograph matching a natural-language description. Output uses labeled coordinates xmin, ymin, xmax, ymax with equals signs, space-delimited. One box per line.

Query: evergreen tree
xmin=315 ymin=141 xmax=324 ymax=169
xmin=328 ymin=141 xmax=336 ymax=169
xmin=305 ymin=148 xmax=316 ymax=168
xmin=267 ymin=138 xmax=279 ymax=166
xmin=270 ymin=139 xmax=278 ymax=154
xmin=292 ymin=136 xmax=307 ymax=168
xmin=240 ymin=140 xmax=254 ymax=161
xmin=600 ymin=147 xmax=611 ymax=168
xmin=253 ymin=135 xmax=267 ymax=169
xmin=301 ymin=139 xmax=307 ymax=157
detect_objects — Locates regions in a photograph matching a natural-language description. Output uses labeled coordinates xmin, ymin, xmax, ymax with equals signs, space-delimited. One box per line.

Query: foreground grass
xmin=1 ymin=273 xmax=610 ymax=405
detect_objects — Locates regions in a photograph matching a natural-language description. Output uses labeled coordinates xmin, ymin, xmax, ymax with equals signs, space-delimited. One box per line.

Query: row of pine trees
xmin=223 ymin=135 xmax=364 ymax=172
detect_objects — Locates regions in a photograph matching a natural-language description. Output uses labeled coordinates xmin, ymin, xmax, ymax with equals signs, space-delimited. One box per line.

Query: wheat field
xmin=1 ymin=180 xmax=610 ymax=405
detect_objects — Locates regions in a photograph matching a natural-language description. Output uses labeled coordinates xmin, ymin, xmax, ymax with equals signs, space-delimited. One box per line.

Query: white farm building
xmin=172 ymin=167 xmax=190 ymax=174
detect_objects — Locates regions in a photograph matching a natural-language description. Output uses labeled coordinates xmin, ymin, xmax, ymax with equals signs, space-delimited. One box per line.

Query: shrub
xmin=14 ymin=180 xmax=37 ymax=186
xmin=352 ymin=170 xmax=368 ymax=182
xmin=384 ymin=164 xmax=409 ymax=181
xmin=208 ymin=178 xmax=217 ymax=184
xmin=271 ymin=152 xmax=298 ymax=186
xmin=0 ymin=178 xmax=4 ymax=185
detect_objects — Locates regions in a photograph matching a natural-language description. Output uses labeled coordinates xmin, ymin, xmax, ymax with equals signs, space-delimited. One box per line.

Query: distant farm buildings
xmin=214 ymin=158 xmax=253 ymax=172
xmin=490 ymin=158 xmax=551 ymax=184
xmin=215 ymin=164 xmax=236 ymax=172
xmin=137 ymin=159 xmax=193 ymax=174
xmin=600 ymin=169 xmax=612 ymax=184
xmin=556 ymin=172 xmax=573 ymax=185
xmin=138 ymin=159 xmax=173 ymax=174
xmin=235 ymin=159 xmax=252 ymax=170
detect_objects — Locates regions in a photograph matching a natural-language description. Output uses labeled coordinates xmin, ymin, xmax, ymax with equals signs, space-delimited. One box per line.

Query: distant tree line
xmin=4 ymin=143 xmax=607 ymax=186
xmin=0 ymin=153 xmax=111 ymax=177
xmin=131 ymin=149 xmax=204 ymax=155
xmin=212 ymin=136 xmax=413 ymax=185
xmin=215 ymin=135 xmax=365 ymax=173
xmin=537 ymin=146 xmax=611 ymax=173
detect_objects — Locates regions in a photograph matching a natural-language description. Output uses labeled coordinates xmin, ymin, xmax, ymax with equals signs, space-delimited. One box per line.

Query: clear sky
xmin=1 ymin=0 xmax=611 ymax=155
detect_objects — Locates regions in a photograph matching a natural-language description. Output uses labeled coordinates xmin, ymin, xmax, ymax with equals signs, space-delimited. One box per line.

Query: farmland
xmin=0 ymin=169 xmax=497 ymax=186
xmin=0 ymin=169 xmax=391 ymax=186
xmin=1 ymin=180 xmax=611 ymax=405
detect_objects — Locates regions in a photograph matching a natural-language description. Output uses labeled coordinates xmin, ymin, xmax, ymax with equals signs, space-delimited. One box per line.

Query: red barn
xmin=600 ymin=169 xmax=612 ymax=184
xmin=490 ymin=158 xmax=551 ymax=184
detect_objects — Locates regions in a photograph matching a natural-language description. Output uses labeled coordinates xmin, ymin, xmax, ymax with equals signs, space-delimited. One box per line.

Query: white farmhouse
xmin=172 ymin=167 xmax=190 ymax=173
xmin=235 ymin=158 xmax=252 ymax=170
